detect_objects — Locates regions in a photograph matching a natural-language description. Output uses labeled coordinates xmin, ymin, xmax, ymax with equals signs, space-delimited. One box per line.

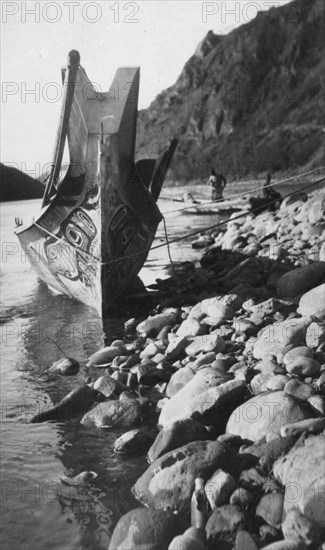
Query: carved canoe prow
xmin=16 ymin=51 xmax=177 ymax=314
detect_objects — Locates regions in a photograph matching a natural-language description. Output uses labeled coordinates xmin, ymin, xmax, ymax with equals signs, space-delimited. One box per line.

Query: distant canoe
xmin=16 ymin=51 xmax=177 ymax=315
xmin=180 ymin=198 xmax=248 ymax=216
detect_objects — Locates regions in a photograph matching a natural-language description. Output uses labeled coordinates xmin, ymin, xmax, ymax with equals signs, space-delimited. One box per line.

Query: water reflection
xmin=2 ymin=198 xmax=227 ymax=550
xmin=10 ymin=283 xmax=147 ymax=550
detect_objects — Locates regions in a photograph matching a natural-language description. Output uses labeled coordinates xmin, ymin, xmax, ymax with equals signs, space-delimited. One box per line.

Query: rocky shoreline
xmin=31 ymin=189 xmax=325 ymax=549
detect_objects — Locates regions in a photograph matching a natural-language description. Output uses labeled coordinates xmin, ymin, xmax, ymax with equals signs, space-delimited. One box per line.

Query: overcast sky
xmin=1 ymin=0 xmax=291 ymax=171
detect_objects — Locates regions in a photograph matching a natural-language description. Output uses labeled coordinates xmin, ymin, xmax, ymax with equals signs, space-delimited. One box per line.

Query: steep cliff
xmin=136 ymin=0 xmax=324 ymax=182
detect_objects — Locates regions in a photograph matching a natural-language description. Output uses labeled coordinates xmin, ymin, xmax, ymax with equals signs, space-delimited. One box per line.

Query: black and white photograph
xmin=1 ymin=0 xmax=325 ymax=549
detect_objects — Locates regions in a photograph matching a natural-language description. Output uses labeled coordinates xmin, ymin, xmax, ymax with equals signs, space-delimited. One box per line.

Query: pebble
xmin=165 ymin=335 xmax=189 ymax=360
xmin=78 ymin=190 xmax=325 ymax=546
xmin=93 ymin=375 xmax=126 ymax=398
xmin=306 ymin=321 xmax=325 ymax=348
xmin=235 ymin=530 xmax=258 ymax=550
xmin=205 ymin=505 xmax=247 ymax=548
xmin=282 ymin=509 xmax=323 ymax=546
xmin=87 ymin=345 xmax=129 ymax=367
xmin=256 ymin=493 xmax=284 ymax=529
xmin=205 ymin=469 xmax=236 ymax=509
xmin=192 ymin=235 xmax=214 ymax=248
xmin=284 ymin=379 xmax=313 ymax=401
xmin=251 ymin=372 xmax=275 ymax=394
xmin=285 ymin=357 xmax=321 ymax=377
xmin=147 ymin=419 xmax=208 ymax=463
xmin=176 ymin=318 xmax=206 ymax=337
xmin=226 ymin=391 xmax=311 ymax=442
xmin=315 ymin=371 xmax=325 ymax=392
xmin=230 ymin=488 xmax=254 ymax=508
xmin=114 ymin=428 xmax=154 ymax=455
xmin=61 ymin=471 xmax=97 ymax=485
xmin=276 ymin=262 xmax=325 ymax=298
xmin=232 ymin=319 xmax=258 ymax=336
xmin=282 ymin=347 xmax=313 ymax=365
xmin=185 ymin=333 xmax=225 ymax=357
xmin=280 ymin=417 xmax=325 ymax=438
xmin=108 ymin=508 xmax=184 ymax=550
xmin=81 ymin=399 xmax=142 ymax=429
xmin=260 ymin=541 xmax=308 ymax=549
xmin=266 ymin=374 xmax=290 ymax=391
xmin=259 ymin=524 xmax=281 ymax=545
xmin=136 ymin=308 xmax=180 ymax=337
xmin=168 ymin=527 xmax=205 ymax=550
xmin=307 ymin=394 xmax=325 ymax=415
xmin=133 ymin=440 xmax=242 ymax=514
xmin=298 ymin=283 xmax=325 ymax=320
xmin=49 ymin=357 xmax=79 ymax=375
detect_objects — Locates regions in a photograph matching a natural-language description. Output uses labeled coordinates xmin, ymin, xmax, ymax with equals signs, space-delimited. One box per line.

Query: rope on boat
xmin=31 ymin=220 xmax=101 ymax=262
xmin=153 ymin=176 xmax=325 ymax=250
xmin=29 ymin=174 xmax=324 ymax=270
xmin=160 ymin=166 xmax=325 ymax=215
xmin=162 ymin=216 xmax=177 ymax=277
xmin=101 ymin=175 xmax=325 ymax=267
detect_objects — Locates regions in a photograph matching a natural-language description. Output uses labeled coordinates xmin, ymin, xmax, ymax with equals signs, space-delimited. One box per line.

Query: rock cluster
xmin=33 ymin=191 xmax=325 ymax=549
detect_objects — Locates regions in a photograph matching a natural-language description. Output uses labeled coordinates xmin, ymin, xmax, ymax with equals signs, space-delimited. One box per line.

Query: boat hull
xmin=16 ymin=53 xmax=175 ymax=315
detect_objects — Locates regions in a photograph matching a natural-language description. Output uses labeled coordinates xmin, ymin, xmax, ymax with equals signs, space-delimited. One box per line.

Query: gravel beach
xmin=31 ymin=189 xmax=325 ymax=550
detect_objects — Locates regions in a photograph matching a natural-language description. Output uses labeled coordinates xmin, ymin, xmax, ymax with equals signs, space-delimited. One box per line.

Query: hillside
xmin=136 ymin=0 xmax=325 ymax=182
xmin=0 ymin=163 xmax=45 ymax=202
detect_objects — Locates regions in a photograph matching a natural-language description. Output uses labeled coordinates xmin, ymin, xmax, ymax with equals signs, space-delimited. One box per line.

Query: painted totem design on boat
xmin=43 ymin=184 xmax=100 ymax=290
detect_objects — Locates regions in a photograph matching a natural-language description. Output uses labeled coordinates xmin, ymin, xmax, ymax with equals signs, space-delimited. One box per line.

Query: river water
xmin=0 ymin=197 xmax=227 ymax=550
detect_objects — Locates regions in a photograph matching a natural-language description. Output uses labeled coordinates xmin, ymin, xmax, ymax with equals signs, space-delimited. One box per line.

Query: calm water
xmin=0 ymin=197 xmax=226 ymax=550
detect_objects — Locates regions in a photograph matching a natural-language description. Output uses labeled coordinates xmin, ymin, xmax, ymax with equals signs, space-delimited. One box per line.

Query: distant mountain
xmin=136 ymin=0 xmax=325 ymax=182
xmin=0 ymin=163 xmax=45 ymax=202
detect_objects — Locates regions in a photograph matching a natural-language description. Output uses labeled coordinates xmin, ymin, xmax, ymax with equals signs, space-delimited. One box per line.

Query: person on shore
xmin=251 ymin=171 xmax=282 ymax=212
xmin=260 ymin=172 xmax=272 ymax=198
xmin=207 ymin=169 xmax=227 ymax=201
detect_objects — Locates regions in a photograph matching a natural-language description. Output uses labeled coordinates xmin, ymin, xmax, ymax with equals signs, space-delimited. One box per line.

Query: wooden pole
xmin=42 ymin=50 xmax=80 ymax=207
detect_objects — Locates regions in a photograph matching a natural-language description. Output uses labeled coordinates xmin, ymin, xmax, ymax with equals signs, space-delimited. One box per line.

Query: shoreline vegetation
xmin=29 ymin=186 xmax=325 ymax=549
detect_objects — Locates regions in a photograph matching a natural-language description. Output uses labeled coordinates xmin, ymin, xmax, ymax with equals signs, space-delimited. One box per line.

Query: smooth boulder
xmin=239 ymin=435 xmax=297 ymax=471
xmin=49 ymin=357 xmax=79 ymax=375
xmin=298 ymin=284 xmax=325 ymax=320
xmin=273 ymin=433 xmax=325 ymax=528
xmin=166 ymin=365 xmax=196 ymax=398
xmin=87 ymin=344 xmax=129 ymax=367
xmin=132 ymin=440 xmax=243 ymax=514
xmin=256 ymin=493 xmax=284 ymax=529
xmin=189 ymin=295 xmax=242 ymax=320
xmin=108 ymin=508 xmax=185 ymax=550
xmin=282 ymin=509 xmax=323 ymax=546
xmin=285 ymin=357 xmax=321 ymax=378
xmin=306 ymin=321 xmax=325 ymax=348
xmin=185 ymin=334 xmax=225 ymax=357
xmin=276 ymin=262 xmax=325 ymax=299
xmin=168 ymin=527 xmax=205 ymax=550
xmin=30 ymin=385 xmax=106 ymax=423
xmin=81 ymin=399 xmax=142 ymax=428
xmin=114 ymin=428 xmax=154 ymax=455
xmin=205 ymin=469 xmax=236 ymax=509
xmin=205 ymin=504 xmax=247 ymax=549
xmin=159 ymin=368 xmax=229 ymax=426
xmin=147 ymin=419 xmax=208 ymax=463
xmin=159 ymin=377 xmax=244 ymax=428
xmin=226 ymin=391 xmax=312 ymax=442
xmin=253 ymin=317 xmax=312 ymax=359
xmin=93 ymin=375 xmax=127 ymax=398
xmin=136 ymin=309 xmax=179 ymax=337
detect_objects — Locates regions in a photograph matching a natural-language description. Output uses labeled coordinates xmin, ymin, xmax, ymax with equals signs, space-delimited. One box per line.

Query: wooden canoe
xmin=16 ymin=50 xmax=177 ymax=315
